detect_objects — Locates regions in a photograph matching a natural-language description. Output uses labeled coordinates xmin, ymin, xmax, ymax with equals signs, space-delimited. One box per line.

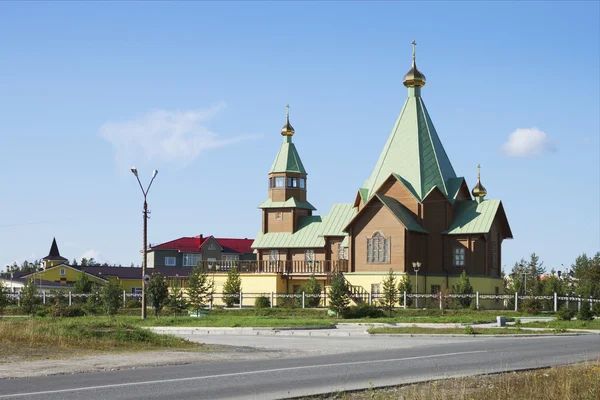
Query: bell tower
xmin=259 ymin=105 xmax=315 ymax=234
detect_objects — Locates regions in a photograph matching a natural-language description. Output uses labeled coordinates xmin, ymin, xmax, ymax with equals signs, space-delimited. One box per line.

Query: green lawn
xmin=523 ymin=318 xmax=600 ymax=330
xmin=367 ymin=326 xmax=554 ymax=335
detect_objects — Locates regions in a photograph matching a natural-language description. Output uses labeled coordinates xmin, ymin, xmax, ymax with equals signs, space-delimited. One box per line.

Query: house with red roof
xmin=147 ymin=235 xmax=255 ymax=268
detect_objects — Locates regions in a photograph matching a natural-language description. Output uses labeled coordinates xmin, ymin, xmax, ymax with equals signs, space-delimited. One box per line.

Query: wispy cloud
xmin=80 ymin=249 xmax=103 ymax=263
xmin=501 ymin=128 xmax=556 ymax=158
xmin=99 ymin=103 xmax=260 ymax=169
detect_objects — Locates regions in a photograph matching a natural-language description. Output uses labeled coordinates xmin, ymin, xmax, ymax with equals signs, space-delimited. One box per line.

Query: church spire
xmin=403 ymin=40 xmax=426 ymax=88
xmin=281 ymin=104 xmax=295 ymax=137
xmin=471 ymin=164 xmax=487 ymax=203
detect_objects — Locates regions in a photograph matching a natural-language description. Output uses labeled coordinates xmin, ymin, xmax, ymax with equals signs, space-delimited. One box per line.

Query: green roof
xmin=446 ymin=177 xmax=466 ymax=202
xmin=363 ymin=87 xmax=457 ymax=201
xmin=258 ymin=197 xmax=316 ymax=210
xmin=252 ymin=204 xmax=356 ymax=249
xmin=269 ymin=135 xmax=307 ymax=174
xmin=358 ymin=188 xmax=369 ymax=204
xmin=444 ymin=199 xmax=501 ymax=235
xmin=376 ymin=194 xmax=428 ymax=233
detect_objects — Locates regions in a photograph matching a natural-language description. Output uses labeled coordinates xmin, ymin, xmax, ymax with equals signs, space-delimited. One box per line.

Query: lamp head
xmin=130 ymin=167 xmax=138 ymax=177
xmin=152 ymin=169 xmax=158 ymax=179
xmin=412 ymin=261 xmax=421 ymax=272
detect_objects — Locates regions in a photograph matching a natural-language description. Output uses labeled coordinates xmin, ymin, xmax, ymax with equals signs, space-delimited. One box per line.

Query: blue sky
xmin=0 ymin=2 xmax=598 ymax=273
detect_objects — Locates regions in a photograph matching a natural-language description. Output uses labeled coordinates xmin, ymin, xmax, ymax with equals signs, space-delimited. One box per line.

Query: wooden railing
xmin=193 ymin=260 xmax=349 ymax=275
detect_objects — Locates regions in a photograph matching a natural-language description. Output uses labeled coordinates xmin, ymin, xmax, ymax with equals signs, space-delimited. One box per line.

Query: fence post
xmin=270 ymin=292 xmax=274 ymax=308
xmin=69 ymin=291 xmax=72 ymax=306
xmin=239 ymin=292 xmax=243 ymax=309
xmin=554 ymin=292 xmax=558 ymax=312
xmin=323 ymin=287 xmax=327 ymax=307
xmin=578 ymin=296 xmax=581 ymax=311
xmin=590 ymin=296 xmax=593 ymax=307
xmin=439 ymin=292 xmax=442 ymax=311
xmin=123 ymin=290 xmax=126 ymax=308
xmin=209 ymin=293 xmax=213 ymax=310
xmin=476 ymin=292 xmax=479 ymax=310
xmin=514 ymin=292 xmax=518 ymax=312
xmin=43 ymin=290 xmax=46 ymax=305
xmin=369 ymin=292 xmax=372 ymax=306
xmin=403 ymin=291 xmax=407 ymax=310
xmin=302 ymin=291 xmax=305 ymax=309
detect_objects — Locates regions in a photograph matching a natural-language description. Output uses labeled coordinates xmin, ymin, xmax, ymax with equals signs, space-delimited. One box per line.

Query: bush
xmin=340 ymin=303 xmax=385 ymax=319
xmin=299 ymin=275 xmax=322 ymax=308
xmin=125 ymin=297 xmax=141 ymax=308
xmin=577 ymin=301 xmax=594 ymax=321
xmin=557 ymin=305 xmax=576 ymax=321
xmin=279 ymin=295 xmax=297 ymax=309
xmin=522 ymin=298 xmax=542 ymax=315
xmin=592 ymin=301 xmax=600 ymax=317
xmin=51 ymin=304 xmax=85 ymax=318
xmin=255 ymin=295 xmax=271 ymax=309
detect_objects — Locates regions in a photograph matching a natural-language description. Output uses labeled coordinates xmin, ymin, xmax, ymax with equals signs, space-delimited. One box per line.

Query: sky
xmin=0 ymin=1 xmax=598 ymax=274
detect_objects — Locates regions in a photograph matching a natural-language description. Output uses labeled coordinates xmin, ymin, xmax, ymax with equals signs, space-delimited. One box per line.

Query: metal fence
xmin=5 ymin=290 xmax=600 ymax=312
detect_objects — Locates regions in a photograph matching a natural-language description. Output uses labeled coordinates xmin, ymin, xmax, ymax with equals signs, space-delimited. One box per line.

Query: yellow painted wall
xmin=26 ymin=266 xmax=106 ymax=286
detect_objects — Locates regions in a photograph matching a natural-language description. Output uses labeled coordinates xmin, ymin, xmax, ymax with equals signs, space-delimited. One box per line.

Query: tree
xmin=572 ymin=253 xmax=600 ymax=298
xmin=147 ymin=272 xmax=169 ymax=317
xmin=20 ymin=278 xmax=40 ymax=315
xmin=299 ymin=275 xmax=322 ymax=308
xmin=379 ymin=269 xmax=399 ymax=317
xmin=577 ymin=300 xmax=594 ymax=321
xmin=73 ymin=271 xmax=92 ymax=294
xmin=0 ymin=280 xmax=9 ymax=316
xmin=100 ymin=282 xmax=121 ymax=317
xmin=398 ymin=274 xmax=413 ymax=307
xmin=454 ymin=270 xmax=474 ymax=308
xmin=328 ymin=272 xmax=350 ymax=316
xmin=72 ymin=258 xmax=78 ymax=266
xmin=187 ymin=265 xmax=214 ymax=312
xmin=80 ymin=258 xmax=88 ymax=267
xmin=223 ymin=267 xmax=242 ymax=307
xmin=168 ymin=278 xmax=188 ymax=315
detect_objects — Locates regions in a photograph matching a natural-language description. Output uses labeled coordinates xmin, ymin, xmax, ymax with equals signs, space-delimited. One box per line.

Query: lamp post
xmin=412 ymin=261 xmax=421 ymax=309
xmin=131 ymin=167 xmax=158 ymax=320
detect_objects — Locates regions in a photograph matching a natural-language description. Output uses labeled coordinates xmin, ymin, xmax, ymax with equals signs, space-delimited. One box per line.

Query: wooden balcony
xmin=196 ymin=260 xmax=349 ymax=275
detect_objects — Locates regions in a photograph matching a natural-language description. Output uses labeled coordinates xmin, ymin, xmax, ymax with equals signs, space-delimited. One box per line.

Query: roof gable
xmin=200 ymin=236 xmax=223 ymax=251
xmin=444 ymin=199 xmax=512 ymax=237
xmin=23 ymin=264 xmax=109 ymax=283
xmin=258 ymin=197 xmax=316 ymax=210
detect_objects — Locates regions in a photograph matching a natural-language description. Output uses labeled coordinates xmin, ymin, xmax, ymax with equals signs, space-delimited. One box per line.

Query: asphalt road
xmin=0 ymin=335 xmax=598 ymax=400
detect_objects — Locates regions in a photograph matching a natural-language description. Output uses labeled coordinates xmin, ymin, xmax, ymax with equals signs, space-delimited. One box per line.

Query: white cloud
xmin=80 ymin=249 xmax=103 ymax=263
xmin=99 ymin=103 xmax=260 ymax=169
xmin=501 ymin=128 xmax=555 ymax=158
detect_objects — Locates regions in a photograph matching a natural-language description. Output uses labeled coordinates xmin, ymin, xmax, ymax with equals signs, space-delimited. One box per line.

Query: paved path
xmin=0 ymin=333 xmax=598 ymax=399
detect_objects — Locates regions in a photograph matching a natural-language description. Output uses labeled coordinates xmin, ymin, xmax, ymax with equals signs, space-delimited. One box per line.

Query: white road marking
xmin=0 ymin=350 xmax=487 ymax=398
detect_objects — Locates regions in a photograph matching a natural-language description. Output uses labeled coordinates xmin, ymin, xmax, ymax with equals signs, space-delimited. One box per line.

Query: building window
xmin=269 ymin=250 xmax=279 ymax=266
xmin=338 ymin=244 xmax=348 ymax=260
xmin=367 ymin=232 xmax=389 ymax=263
xmin=276 ymin=212 xmax=283 ymax=220
xmin=491 ymin=241 xmax=498 ymax=269
xmin=454 ymin=247 xmax=466 ymax=267
xmin=183 ymin=253 xmax=202 ymax=267
xmin=299 ymin=178 xmax=306 ymax=189
xmin=431 ymin=285 xmax=441 ymax=294
xmin=131 ymin=287 xmax=142 ymax=294
xmin=165 ymin=257 xmax=176 ymax=266
xmin=222 ymin=255 xmax=239 ymax=262
xmin=305 ymin=249 xmax=315 ymax=266
xmin=275 ymin=177 xmax=285 ymax=188
xmin=60 ymin=268 xmax=66 ymax=276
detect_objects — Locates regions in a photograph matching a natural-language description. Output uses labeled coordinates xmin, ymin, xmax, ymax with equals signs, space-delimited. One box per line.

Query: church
xmin=252 ymin=42 xmax=513 ymax=296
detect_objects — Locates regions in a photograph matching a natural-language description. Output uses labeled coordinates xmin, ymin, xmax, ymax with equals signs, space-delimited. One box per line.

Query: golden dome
xmin=471 ymin=164 xmax=487 ymax=199
xmin=403 ymin=40 xmax=426 ymax=88
xmin=281 ymin=104 xmax=295 ymax=136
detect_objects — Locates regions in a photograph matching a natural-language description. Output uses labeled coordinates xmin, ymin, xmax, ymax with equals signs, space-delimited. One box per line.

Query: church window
xmin=491 ymin=241 xmax=498 ymax=269
xmin=299 ymin=178 xmax=306 ymax=189
xmin=338 ymin=244 xmax=348 ymax=260
xmin=454 ymin=247 xmax=466 ymax=267
xmin=275 ymin=177 xmax=285 ymax=188
xmin=367 ymin=232 xmax=389 ymax=263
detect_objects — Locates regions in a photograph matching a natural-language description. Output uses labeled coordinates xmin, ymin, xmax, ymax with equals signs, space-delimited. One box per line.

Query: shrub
xmin=147 ymin=272 xmax=169 ymax=317
xmin=454 ymin=271 xmax=474 ymax=308
xmin=557 ymin=305 xmax=576 ymax=321
xmin=20 ymin=278 xmax=41 ymax=315
xmin=101 ymin=283 xmax=122 ymax=317
xmin=51 ymin=304 xmax=85 ymax=318
xmin=340 ymin=303 xmax=385 ymax=319
xmin=328 ymin=272 xmax=350 ymax=316
xmin=223 ymin=267 xmax=242 ymax=307
xmin=592 ymin=301 xmax=600 ymax=317
xmin=464 ymin=325 xmax=475 ymax=335
xmin=379 ymin=269 xmax=399 ymax=317
xmin=299 ymin=275 xmax=322 ymax=308
xmin=255 ymin=295 xmax=271 ymax=309
xmin=83 ymin=289 xmax=102 ymax=315
xmin=125 ymin=297 xmax=142 ymax=309
xmin=0 ymin=282 xmax=8 ymax=316
xmin=398 ymin=275 xmax=413 ymax=307
xmin=279 ymin=295 xmax=297 ymax=309
xmin=577 ymin=301 xmax=594 ymax=321
xmin=523 ymin=298 xmax=542 ymax=315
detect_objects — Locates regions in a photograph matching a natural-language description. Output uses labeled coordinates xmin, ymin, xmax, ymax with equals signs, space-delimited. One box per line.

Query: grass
xmin=367 ymin=326 xmax=553 ymax=335
xmin=0 ymin=317 xmax=203 ymax=363
xmin=297 ymin=362 xmax=600 ymax=399
xmin=523 ymin=318 xmax=600 ymax=330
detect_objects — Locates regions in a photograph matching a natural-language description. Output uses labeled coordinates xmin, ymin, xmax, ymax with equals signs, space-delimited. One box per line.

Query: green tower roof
xmin=269 ymin=135 xmax=307 ymax=175
xmin=362 ymin=86 xmax=457 ymax=201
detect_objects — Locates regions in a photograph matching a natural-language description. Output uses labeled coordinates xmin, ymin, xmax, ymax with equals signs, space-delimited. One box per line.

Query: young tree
xmin=328 ymin=272 xmax=350 ymax=316
xmin=454 ymin=270 xmax=474 ymax=308
xmin=71 ymin=258 xmax=78 ymax=266
xmin=398 ymin=274 xmax=413 ymax=307
xmin=20 ymin=278 xmax=40 ymax=315
xmin=0 ymin=280 xmax=9 ymax=316
xmin=379 ymin=269 xmax=399 ymax=317
xmin=101 ymin=282 xmax=121 ymax=317
xmin=572 ymin=252 xmax=600 ymax=298
xmin=299 ymin=274 xmax=322 ymax=308
xmin=147 ymin=272 xmax=169 ymax=317
xmin=73 ymin=271 xmax=92 ymax=294
xmin=168 ymin=278 xmax=188 ymax=315
xmin=187 ymin=265 xmax=214 ymax=313
xmin=223 ymin=267 xmax=242 ymax=307
xmin=80 ymin=258 xmax=88 ymax=266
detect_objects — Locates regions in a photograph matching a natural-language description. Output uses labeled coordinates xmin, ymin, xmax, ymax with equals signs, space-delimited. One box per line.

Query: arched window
xmin=367 ymin=232 xmax=389 ymax=263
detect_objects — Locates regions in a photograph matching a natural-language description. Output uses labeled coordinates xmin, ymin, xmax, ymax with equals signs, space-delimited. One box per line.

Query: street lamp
xmin=412 ymin=261 xmax=421 ymax=309
xmin=131 ymin=167 xmax=158 ymax=319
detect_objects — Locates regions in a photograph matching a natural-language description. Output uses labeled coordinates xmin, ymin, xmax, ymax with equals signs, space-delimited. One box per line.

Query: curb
xmin=369 ymin=333 xmax=590 ymax=338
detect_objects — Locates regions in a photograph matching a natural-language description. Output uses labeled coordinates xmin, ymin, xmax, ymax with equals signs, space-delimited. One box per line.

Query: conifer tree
xmin=223 ymin=267 xmax=242 ymax=307
xmin=147 ymin=272 xmax=169 ymax=317
xmin=187 ymin=266 xmax=214 ymax=313
xmin=454 ymin=270 xmax=474 ymax=308
xmin=398 ymin=274 xmax=413 ymax=307
xmin=379 ymin=269 xmax=399 ymax=316
xmin=73 ymin=271 xmax=92 ymax=294
xmin=328 ymin=272 xmax=350 ymax=316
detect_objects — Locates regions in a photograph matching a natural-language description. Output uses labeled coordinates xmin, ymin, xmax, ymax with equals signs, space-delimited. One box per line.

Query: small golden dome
xmin=403 ymin=40 xmax=426 ymax=88
xmin=281 ymin=104 xmax=295 ymax=136
xmin=471 ymin=164 xmax=487 ymax=199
